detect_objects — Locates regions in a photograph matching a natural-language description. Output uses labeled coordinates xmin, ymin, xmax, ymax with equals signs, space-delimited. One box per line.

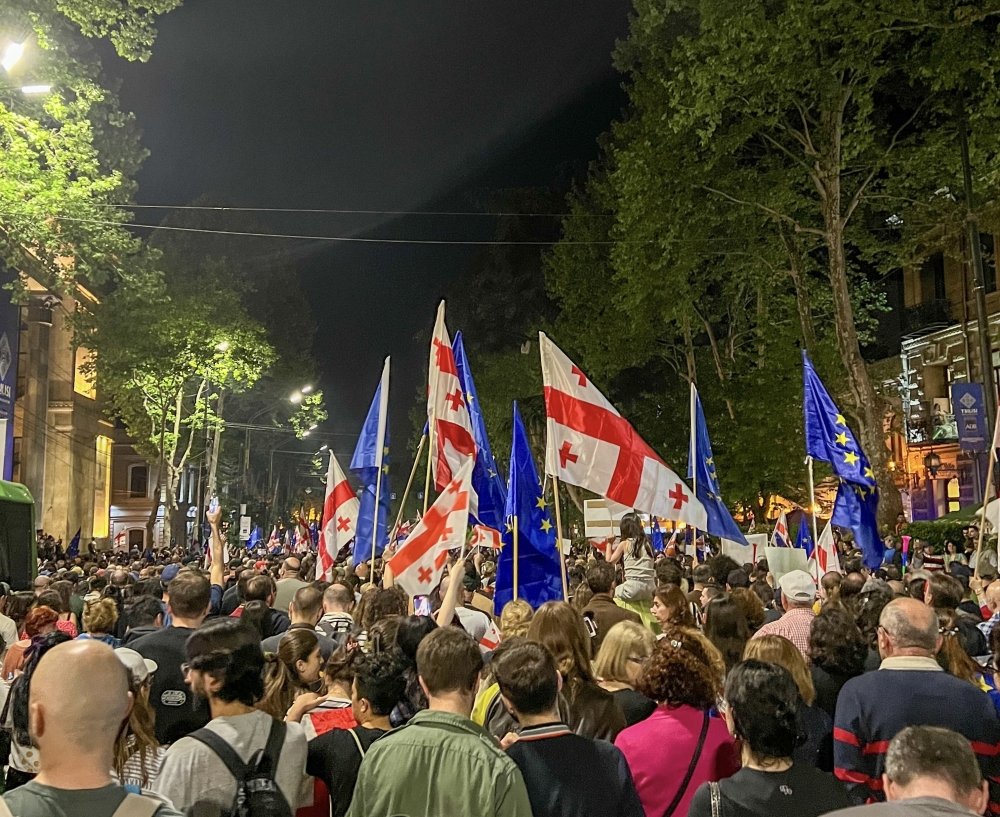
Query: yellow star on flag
xmin=844 ymin=451 xmax=859 ymax=466
xmin=835 ymin=432 xmax=849 ymax=446
xmin=864 ymin=467 xmax=875 ymax=480
xmin=835 ymin=414 xmax=846 ymax=426
xmin=540 ymin=518 xmax=553 ymax=533
xmin=536 ymin=495 xmax=548 ymax=510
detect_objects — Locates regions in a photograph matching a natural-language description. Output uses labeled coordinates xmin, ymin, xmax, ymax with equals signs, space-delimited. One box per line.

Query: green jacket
xmin=347 ymin=708 xmax=533 ymax=817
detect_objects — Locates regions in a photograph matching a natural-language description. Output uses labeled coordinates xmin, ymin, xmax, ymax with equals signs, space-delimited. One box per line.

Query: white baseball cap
xmin=115 ymin=647 xmax=158 ymax=683
xmin=778 ymin=570 xmax=817 ymax=603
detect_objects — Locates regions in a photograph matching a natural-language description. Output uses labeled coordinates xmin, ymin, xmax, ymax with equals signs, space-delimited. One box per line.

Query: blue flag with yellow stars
xmin=795 ymin=518 xmax=814 ymax=559
xmin=802 ymin=351 xmax=882 ymax=569
xmin=350 ymin=370 xmax=391 ymax=564
xmin=651 ymin=517 xmax=665 ymax=553
xmin=687 ymin=385 xmax=749 ymax=546
xmin=453 ymin=332 xmax=507 ymax=532
xmin=494 ymin=402 xmax=564 ymax=614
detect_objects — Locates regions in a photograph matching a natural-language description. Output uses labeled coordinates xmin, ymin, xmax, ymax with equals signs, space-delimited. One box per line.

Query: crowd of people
xmin=0 ymin=509 xmax=997 ymax=816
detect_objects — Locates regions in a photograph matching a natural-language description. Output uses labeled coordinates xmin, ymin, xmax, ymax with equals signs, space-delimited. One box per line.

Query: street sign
xmin=952 ymin=383 xmax=989 ymax=451
xmin=239 ymin=515 xmax=251 ymax=540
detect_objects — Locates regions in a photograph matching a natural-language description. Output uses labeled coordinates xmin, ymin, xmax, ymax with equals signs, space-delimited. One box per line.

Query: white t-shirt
xmin=153 ymin=710 xmax=309 ymax=817
xmin=0 ymin=613 xmax=18 ymax=660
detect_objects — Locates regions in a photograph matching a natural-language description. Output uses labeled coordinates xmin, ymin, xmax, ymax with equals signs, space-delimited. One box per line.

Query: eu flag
xmin=803 ymin=351 xmax=882 ymax=568
xmin=66 ymin=528 xmax=81 ymax=558
xmin=687 ymin=385 xmax=749 ymax=545
xmin=351 ymin=359 xmax=391 ymax=564
xmin=247 ymin=525 xmax=262 ymax=550
xmin=453 ymin=332 xmax=506 ymax=532
xmin=651 ymin=516 xmax=665 ymax=553
xmin=494 ymin=403 xmax=564 ymax=614
xmin=795 ymin=518 xmax=814 ymax=559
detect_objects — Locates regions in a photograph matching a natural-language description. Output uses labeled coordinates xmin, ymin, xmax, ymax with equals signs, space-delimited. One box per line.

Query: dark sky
xmin=110 ymin=1 xmax=631 ymax=450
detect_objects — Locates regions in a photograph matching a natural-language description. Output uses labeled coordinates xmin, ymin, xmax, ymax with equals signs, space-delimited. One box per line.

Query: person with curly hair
xmin=614 ymin=627 xmax=739 ymax=817
xmin=688 ymin=661 xmax=851 ymax=817
xmin=1 ymin=607 xmax=59 ymax=680
xmin=808 ymin=605 xmax=868 ymax=720
xmin=499 ymin=599 xmax=534 ymax=640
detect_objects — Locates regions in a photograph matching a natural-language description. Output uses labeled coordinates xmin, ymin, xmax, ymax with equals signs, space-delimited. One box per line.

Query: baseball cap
xmin=778 ymin=570 xmax=816 ymax=603
xmin=160 ymin=564 xmax=181 ymax=584
xmin=114 ymin=647 xmax=158 ymax=683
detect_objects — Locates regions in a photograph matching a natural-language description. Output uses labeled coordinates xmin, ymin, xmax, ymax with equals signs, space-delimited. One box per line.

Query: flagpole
xmin=390 ymin=432 xmax=426 ymax=541
xmin=512 ymin=513 xmax=520 ymax=601
xmin=423 ymin=409 xmax=436 ymax=514
xmin=689 ymin=382 xmax=698 ymax=558
xmin=370 ymin=358 xmax=390 ymax=569
xmin=806 ymin=455 xmax=820 ymax=549
xmin=976 ymin=407 xmax=1000 ymax=579
xmin=551 ymin=475 xmax=569 ymax=601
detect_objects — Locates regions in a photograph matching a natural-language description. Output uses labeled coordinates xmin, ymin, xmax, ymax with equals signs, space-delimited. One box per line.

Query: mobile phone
xmin=208 ymin=496 xmax=220 ymax=514
xmin=414 ymin=595 xmax=432 ymax=617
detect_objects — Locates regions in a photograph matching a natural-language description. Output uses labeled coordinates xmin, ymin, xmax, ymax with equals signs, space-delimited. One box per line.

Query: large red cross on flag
xmin=427 ymin=302 xmax=478 ymax=514
xmin=318 ymin=452 xmax=360 ymax=581
xmin=538 ymin=332 xmax=706 ymax=529
xmin=389 ymin=457 xmax=473 ymax=598
xmin=810 ymin=522 xmax=841 ymax=579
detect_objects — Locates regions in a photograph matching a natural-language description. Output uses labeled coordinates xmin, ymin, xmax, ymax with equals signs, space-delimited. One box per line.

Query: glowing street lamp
xmin=288 ymin=383 xmax=312 ymax=404
xmin=2 ymin=42 xmax=25 ymax=73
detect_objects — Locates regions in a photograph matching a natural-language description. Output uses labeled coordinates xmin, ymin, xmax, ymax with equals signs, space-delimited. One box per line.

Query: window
xmin=128 ymin=529 xmax=145 ymax=549
xmin=947 ymin=477 xmax=961 ymax=514
xmin=128 ymin=464 xmax=148 ymax=499
xmin=93 ymin=436 xmax=112 ymax=538
xmin=919 ymin=253 xmax=946 ymax=302
xmin=73 ymin=346 xmax=96 ymax=399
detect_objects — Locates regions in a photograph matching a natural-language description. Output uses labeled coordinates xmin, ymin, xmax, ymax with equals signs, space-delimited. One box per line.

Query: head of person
xmin=493 ymin=641 xmax=561 ymax=722
xmin=618 ymin=512 xmax=649 ymax=558
xmin=415 ymin=626 xmax=483 ymax=712
xmin=323 ymin=583 xmax=354 ymax=614
xmin=808 ymin=604 xmax=868 ymax=677
xmin=24 ymin=605 xmax=59 ymax=638
xmin=352 ymin=650 xmax=407 ymax=726
xmin=323 ymin=644 xmax=364 ymax=697
xmin=499 ymin=599 xmax=534 ymax=640
xmin=184 ymin=619 xmax=265 ymax=707
xmin=777 ymin=570 xmax=816 ymax=611
xmin=7 ymin=591 xmax=35 ymax=630
xmin=586 ymin=560 xmax=617 ymax=596
xmin=526 ymin=601 xmax=595 ymax=684
xmin=83 ymin=597 xmax=118 ymax=635
xmin=651 ymin=584 xmax=695 ymax=629
xmin=883 ymin=726 xmax=987 ymax=812
xmin=396 ymin=615 xmax=438 ymax=666
xmin=166 ymin=570 xmax=211 ymax=622
xmin=723 ymin=660 xmax=800 ymax=765
xmin=34 ymin=589 xmax=66 ymax=615
xmin=742 ymin=634 xmax=815 ymax=705
xmin=362 ymin=587 xmax=407 ymax=631
xmin=654 ymin=557 xmax=684 ymax=589
xmin=703 ymin=595 xmax=750 ymax=672
xmin=726 ymin=569 xmax=750 ymax=590
xmin=700 ymin=583 xmax=725 ymax=610
xmin=125 ymin=594 xmax=165 ymax=630
xmin=244 ymin=573 xmax=277 ymax=607
xmin=729 ymin=587 xmax=765 ymax=632
xmin=706 ymin=555 xmax=741 ymax=588
xmin=637 ymin=627 xmax=718 ymax=708
xmin=593 ymin=620 xmax=656 ymax=687
xmin=112 ymin=647 xmax=158 ymax=786
xmin=820 ymin=571 xmax=842 ymax=602
xmin=280 ymin=557 xmax=301 ymax=578
xmin=691 ymin=564 xmax=713 ymax=589
xmin=840 ymin=571 xmax=867 ymax=601
xmin=924 ymin=572 xmax=964 ymax=612
xmin=289 ymin=585 xmax=324 ymax=624
xmin=877 ymin=597 xmax=941 ymax=660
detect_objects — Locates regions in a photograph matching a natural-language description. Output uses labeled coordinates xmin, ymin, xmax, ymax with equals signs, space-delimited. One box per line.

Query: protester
xmin=593 ymin=620 xmax=657 ymax=726
xmin=274 ymin=557 xmax=310 ymax=612
xmin=111 ymin=647 xmax=166 ymax=795
xmin=688 ymin=660 xmax=851 ymax=817
xmin=238 ymin=575 xmax=291 ymax=638
xmin=316 ymin=583 xmax=355 ymax=641
xmin=0 ymin=639 xmax=181 ymax=816
xmin=730 ymin=587 xmax=766 ymax=634
xmin=615 ymin=627 xmax=739 ymax=817
xmin=288 ymin=645 xmax=361 ymax=737
xmin=834 ymin=597 xmax=1000 ymax=808
xmin=750 ymin=569 xmax=815 ymax=656
xmin=582 ymin=560 xmax=641 ymax=650
xmin=33 ymin=589 xmax=77 ymax=638
xmin=78 ymin=598 xmax=121 ymax=648
xmin=808 ymin=605 xmax=868 ymax=720
xmin=262 ymin=586 xmax=337 ymax=660
xmin=2 ymin=607 xmax=58 ymax=679
xmin=650 ymin=584 xmax=696 ymax=631
xmin=493 ymin=641 xmax=644 ymax=817
xmin=258 ymin=628 xmax=324 ymax=719
xmin=348 ymin=627 xmax=533 ymax=817
xmin=605 ymin=512 xmax=656 ymax=602
xmin=121 ymin=594 xmax=164 ymax=645
xmin=703 ymin=595 xmax=750 ymax=674
xmin=826 ymin=726 xmax=989 ymax=817
xmin=154 ymin=618 xmax=309 ymax=814
xmin=499 ymin=599 xmax=534 ymax=639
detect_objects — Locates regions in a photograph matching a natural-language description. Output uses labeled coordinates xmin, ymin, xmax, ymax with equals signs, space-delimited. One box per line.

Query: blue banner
xmin=952 ymin=382 xmax=988 ymax=452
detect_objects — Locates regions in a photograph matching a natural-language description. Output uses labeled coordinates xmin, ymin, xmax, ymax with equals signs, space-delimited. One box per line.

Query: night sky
xmin=109 ymin=1 xmax=632 ymax=448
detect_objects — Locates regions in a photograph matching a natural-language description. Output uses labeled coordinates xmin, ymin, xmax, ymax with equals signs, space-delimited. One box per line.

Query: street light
xmin=301 ymin=384 xmax=313 ymax=395
xmin=288 ymin=383 xmax=312 ymax=404
xmin=20 ymin=84 xmax=50 ymax=95
xmin=2 ymin=42 xmax=24 ymax=73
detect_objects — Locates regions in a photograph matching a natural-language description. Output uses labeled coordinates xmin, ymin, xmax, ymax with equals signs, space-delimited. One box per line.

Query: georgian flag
xmin=389 ymin=457 xmax=473 ymax=598
xmin=811 ymin=522 xmax=842 ymax=577
xmin=538 ymin=332 xmax=706 ymax=528
xmin=470 ymin=524 xmax=501 ymax=551
xmin=427 ymin=302 xmax=478 ymax=513
xmin=318 ymin=452 xmax=359 ymax=582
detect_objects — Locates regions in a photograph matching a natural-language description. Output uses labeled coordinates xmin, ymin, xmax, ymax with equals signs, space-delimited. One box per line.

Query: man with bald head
xmin=834 ymin=597 xmax=1000 ymax=810
xmin=0 ymin=640 xmax=182 ymax=816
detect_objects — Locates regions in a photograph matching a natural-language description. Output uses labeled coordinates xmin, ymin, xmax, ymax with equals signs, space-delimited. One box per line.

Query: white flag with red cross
xmin=810 ymin=522 xmax=842 ymax=578
xmin=427 ymin=301 xmax=478 ymax=513
xmin=539 ymin=332 xmax=707 ymax=529
xmin=470 ymin=524 xmax=502 ymax=551
xmin=389 ymin=457 xmax=473 ymax=597
xmin=318 ymin=452 xmax=359 ymax=582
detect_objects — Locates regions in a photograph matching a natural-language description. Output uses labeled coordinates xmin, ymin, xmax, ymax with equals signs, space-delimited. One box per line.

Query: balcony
xmin=903 ymin=299 xmax=952 ymax=335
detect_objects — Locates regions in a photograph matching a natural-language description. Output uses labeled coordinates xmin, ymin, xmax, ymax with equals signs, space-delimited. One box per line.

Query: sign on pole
xmin=239 ymin=516 xmax=251 ymax=541
xmin=953 ymin=383 xmax=989 ymax=452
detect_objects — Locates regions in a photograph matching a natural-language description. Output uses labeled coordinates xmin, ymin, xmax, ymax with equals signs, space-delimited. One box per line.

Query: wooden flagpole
xmin=551 ymin=475 xmax=569 ymax=600
xmin=689 ymin=382 xmax=699 ymax=559
xmin=976 ymin=408 xmax=1000 ymax=579
xmin=390 ymin=432 xmax=426 ymax=542
xmin=512 ymin=514 xmax=520 ymax=601
xmin=423 ymin=409 xmax=436 ymax=514
xmin=806 ymin=455 xmax=821 ymax=582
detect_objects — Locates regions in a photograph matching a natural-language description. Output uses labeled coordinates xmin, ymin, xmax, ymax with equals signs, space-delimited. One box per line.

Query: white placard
xmin=239 ymin=516 xmax=252 ymax=540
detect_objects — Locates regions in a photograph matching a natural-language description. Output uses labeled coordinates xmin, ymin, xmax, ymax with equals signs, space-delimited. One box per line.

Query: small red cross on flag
xmin=389 ymin=457 xmax=474 ymax=598
xmin=318 ymin=452 xmax=360 ymax=581
xmin=426 ymin=301 xmax=478 ymax=515
xmin=470 ymin=524 xmax=502 ymax=551
xmin=538 ymin=332 xmax=706 ymax=529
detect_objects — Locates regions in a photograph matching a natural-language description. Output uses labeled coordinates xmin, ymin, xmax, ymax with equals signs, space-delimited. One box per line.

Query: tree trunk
xmin=145 ymin=479 xmax=161 ymax=545
xmin=779 ymin=226 xmax=817 ymax=350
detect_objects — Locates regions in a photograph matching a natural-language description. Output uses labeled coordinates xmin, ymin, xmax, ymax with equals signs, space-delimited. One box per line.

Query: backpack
xmin=188 ymin=718 xmax=292 ymax=817
xmin=0 ymin=792 xmax=160 ymax=817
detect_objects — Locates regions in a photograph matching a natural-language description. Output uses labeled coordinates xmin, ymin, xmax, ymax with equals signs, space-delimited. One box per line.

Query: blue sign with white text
xmin=952 ymin=383 xmax=988 ymax=452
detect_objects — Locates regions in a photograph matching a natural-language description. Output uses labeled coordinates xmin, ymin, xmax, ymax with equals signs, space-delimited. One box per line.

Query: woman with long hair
xmin=615 ymin=627 xmax=739 ymax=817
xmin=2 ymin=607 xmax=59 ymax=680
xmin=526 ymin=601 xmax=626 ymax=741
xmin=606 ymin=512 xmax=656 ymax=602
xmin=688 ymin=661 xmax=852 ymax=817
xmin=258 ymin=629 xmax=323 ymax=719
xmin=44 ymin=581 xmax=80 ymax=634
xmin=650 ymin=584 xmax=696 ymax=631
xmin=743 ymin=635 xmax=832 ymax=771
xmin=77 ymin=597 xmax=121 ymax=648
xmin=808 ymin=606 xmax=867 ymax=719
xmin=703 ymin=596 xmax=750 ymax=674
xmin=593 ymin=620 xmax=656 ymax=725
xmin=5 ymin=592 xmax=34 ymax=639
xmin=112 ymin=647 xmax=165 ymax=794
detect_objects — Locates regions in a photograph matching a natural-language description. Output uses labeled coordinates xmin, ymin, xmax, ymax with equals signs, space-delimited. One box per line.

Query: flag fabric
xmin=772 ymin=512 xmax=790 ymax=548
xmin=351 ymin=358 xmax=391 ymax=564
xmin=67 ymin=528 xmax=81 ymax=558
xmin=296 ymin=517 xmax=311 ymax=554
xmin=247 ymin=526 xmax=262 ymax=551
xmin=494 ymin=402 xmax=565 ymax=614
xmin=803 ymin=351 xmax=882 ymax=569
xmin=812 ymin=522 xmax=842 ymax=576
xmin=538 ymin=332 xmax=706 ymax=528
xmin=427 ymin=303 xmax=478 ymax=512
xmin=901 ymin=534 xmax=910 ymax=572
xmin=453 ymin=331 xmax=506 ymax=533
xmin=795 ymin=517 xmax=815 ymax=559
xmin=687 ymin=384 xmax=749 ymax=545
xmin=480 ymin=619 xmax=502 ymax=651
xmin=388 ymin=457 xmax=473 ymax=598
xmin=651 ymin=517 xmax=665 ymax=553
xmin=319 ymin=452 xmax=360 ymax=581
xmin=470 ymin=524 xmax=502 ymax=551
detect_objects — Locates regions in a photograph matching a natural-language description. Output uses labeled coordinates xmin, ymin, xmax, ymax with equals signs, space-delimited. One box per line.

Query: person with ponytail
xmin=606 ymin=512 xmax=656 ymax=602
xmin=258 ymin=629 xmax=324 ymax=720
xmin=688 ymin=660 xmax=851 ymax=817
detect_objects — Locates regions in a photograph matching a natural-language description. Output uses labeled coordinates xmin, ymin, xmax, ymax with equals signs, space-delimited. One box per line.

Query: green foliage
xmin=900 ymin=521 xmax=966 ymax=550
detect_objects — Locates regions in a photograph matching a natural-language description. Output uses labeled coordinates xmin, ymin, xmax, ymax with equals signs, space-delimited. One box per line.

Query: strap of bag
xmin=347 ymin=727 xmax=366 ymax=759
xmin=662 ymin=710 xmax=711 ymax=817
xmin=261 ymin=717 xmax=286 ymax=773
xmin=188 ymin=726 xmax=250 ymax=781
xmin=709 ymin=782 xmax=721 ymax=817
xmin=111 ymin=793 xmax=162 ymax=817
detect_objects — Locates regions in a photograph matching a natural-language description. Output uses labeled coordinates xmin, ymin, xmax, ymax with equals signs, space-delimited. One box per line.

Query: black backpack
xmin=189 ymin=718 xmax=292 ymax=817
